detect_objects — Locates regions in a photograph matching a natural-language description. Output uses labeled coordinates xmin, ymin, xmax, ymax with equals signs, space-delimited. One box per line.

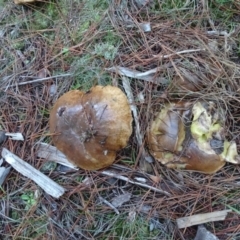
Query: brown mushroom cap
xmin=147 ymin=101 xmax=228 ymax=174
xmin=49 ymin=85 xmax=132 ymax=170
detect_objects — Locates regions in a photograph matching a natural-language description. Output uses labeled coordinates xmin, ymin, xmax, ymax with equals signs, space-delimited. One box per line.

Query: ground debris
xmin=177 ymin=210 xmax=232 ymax=229
xmin=194 ymin=225 xmax=219 ymax=240
xmin=0 ymin=159 xmax=11 ymax=186
xmin=36 ymin=142 xmax=78 ymax=170
xmin=111 ymin=192 xmax=132 ymax=208
xmin=2 ymin=147 xmax=65 ymax=198
xmin=99 ymin=196 xmax=119 ymax=215
xmin=5 ymin=132 xmax=24 ymax=141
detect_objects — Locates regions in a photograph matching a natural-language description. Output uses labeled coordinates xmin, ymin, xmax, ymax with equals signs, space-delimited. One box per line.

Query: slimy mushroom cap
xmin=49 ymin=85 xmax=132 ymax=170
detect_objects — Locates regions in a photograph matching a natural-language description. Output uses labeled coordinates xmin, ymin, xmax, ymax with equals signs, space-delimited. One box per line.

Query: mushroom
xmin=49 ymin=85 xmax=132 ymax=170
xmin=147 ymin=101 xmax=240 ymax=174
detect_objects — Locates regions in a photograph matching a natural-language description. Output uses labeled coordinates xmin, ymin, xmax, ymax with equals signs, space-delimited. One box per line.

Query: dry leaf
xmin=111 ymin=192 xmax=132 ymax=208
xmin=194 ymin=225 xmax=219 ymax=240
xmin=149 ymin=174 xmax=161 ymax=183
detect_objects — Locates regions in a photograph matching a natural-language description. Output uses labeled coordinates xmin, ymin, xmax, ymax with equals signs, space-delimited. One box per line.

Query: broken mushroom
xmin=147 ymin=101 xmax=240 ymax=174
xmin=49 ymin=85 xmax=132 ymax=170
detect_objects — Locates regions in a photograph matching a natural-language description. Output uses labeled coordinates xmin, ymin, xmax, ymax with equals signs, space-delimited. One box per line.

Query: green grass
xmin=21 ymin=191 xmax=37 ymax=210
xmin=92 ymin=213 xmax=169 ymax=240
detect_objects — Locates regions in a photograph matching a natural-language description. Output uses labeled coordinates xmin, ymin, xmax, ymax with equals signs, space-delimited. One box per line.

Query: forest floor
xmin=1 ymin=0 xmax=240 ymax=239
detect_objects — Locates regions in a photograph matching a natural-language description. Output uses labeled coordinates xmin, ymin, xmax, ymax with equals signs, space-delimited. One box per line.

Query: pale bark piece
xmin=2 ymin=148 xmax=65 ymax=198
xmin=5 ymin=132 xmax=24 ymax=141
xmin=177 ymin=210 xmax=232 ymax=229
xmin=36 ymin=142 xmax=78 ymax=169
xmin=14 ymin=0 xmax=39 ymax=4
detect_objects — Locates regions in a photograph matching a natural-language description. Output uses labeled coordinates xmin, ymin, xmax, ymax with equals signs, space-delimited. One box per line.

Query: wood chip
xmin=2 ymin=148 xmax=65 ymax=198
xmin=5 ymin=132 xmax=24 ymax=141
xmin=14 ymin=0 xmax=36 ymax=4
xmin=177 ymin=210 xmax=232 ymax=229
xmin=36 ymin=142 xmax=78 ymax=169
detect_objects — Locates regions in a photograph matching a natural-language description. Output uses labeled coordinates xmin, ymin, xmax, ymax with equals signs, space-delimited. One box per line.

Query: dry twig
xmin=5 ymin=74 xmax=72 ymax=88
xmin=2 ymin=148 xmax=65 ymax=198
xmin=101 ymin=170 xmax=171 ymax=196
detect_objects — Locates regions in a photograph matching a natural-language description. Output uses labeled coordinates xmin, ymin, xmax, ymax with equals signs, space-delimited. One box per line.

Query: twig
xmin=6 ymin=74 xmax=72 ymax=88
xmin=122 ymin=76 xmax=143 ymax=149
xmin=101 ymin=170 xmax=171 ymax=196
xmin=122 ymin=76 xmax=153 ymax=163
xmin=2 ymin=148 xmax=65 ymax=198
xmin=106 ymin=49 xmax=204 ymax=81
xmin=106 ymin=62 xmax=173 ymax=83
xmin=159 ymin=48 xmax=204 ymax=58
xmin=36 ymin=143 xmax=169 ymax=195
xmin=106 ymin=66 xmax=169 ymax=83
xmin=99 ymin=196 xmax=120 ymax=215
xmin=207 ymin=30 xmax=233 ymax=37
